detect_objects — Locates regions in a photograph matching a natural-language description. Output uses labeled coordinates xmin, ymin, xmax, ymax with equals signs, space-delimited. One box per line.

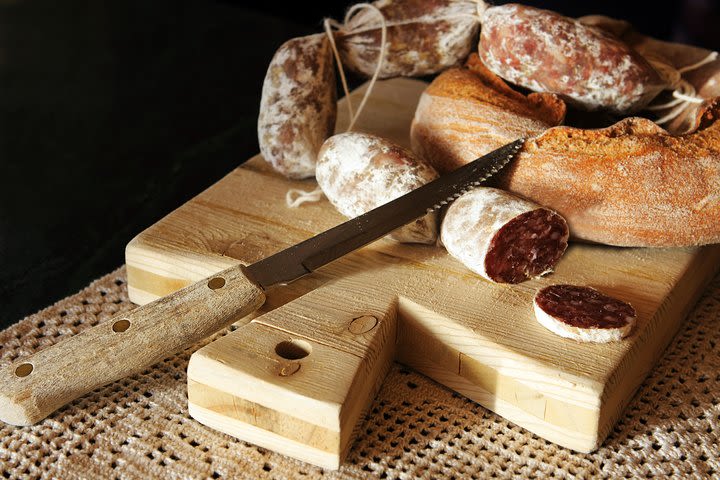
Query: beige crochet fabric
xmin=1 ymin=266 xmax=718 ymax=479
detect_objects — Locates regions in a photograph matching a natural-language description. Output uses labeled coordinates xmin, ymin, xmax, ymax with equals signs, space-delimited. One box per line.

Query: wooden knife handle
xmin=0 ymin=263 xmax=265 ymax=426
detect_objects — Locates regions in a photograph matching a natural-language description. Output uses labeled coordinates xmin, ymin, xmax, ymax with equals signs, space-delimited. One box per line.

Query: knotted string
xmin=286 ymin=3 xmax=389 ymax=208
xmin=646 ymin=51 xmax=718 ymax=127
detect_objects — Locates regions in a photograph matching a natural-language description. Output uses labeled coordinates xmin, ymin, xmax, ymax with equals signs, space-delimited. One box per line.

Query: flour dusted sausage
xmin=336 ymin=0 xmax=480 ymax=78
xmin=478 ymin=4 xmax=666 ymax=113
xmin=316 ymin=132 xmax=439 ymax=244
xmin=441 ymin=188 xmax=569 ymax=283
xmin=258 ymin=34 xmax=336 ymax=179
xmin=533 ymin=285 xmax=636 ymax=343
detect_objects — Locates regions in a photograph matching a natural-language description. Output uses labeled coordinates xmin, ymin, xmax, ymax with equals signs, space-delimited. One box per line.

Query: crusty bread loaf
xmin=411 ymin=55 xmax=565 ymax=173
xmin=411 ymin=56 xmax=720 ymax=247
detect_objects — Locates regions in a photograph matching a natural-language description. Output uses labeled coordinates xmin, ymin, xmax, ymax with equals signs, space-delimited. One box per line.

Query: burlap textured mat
xmin=1 ymin=266 xmax=718 ymax=479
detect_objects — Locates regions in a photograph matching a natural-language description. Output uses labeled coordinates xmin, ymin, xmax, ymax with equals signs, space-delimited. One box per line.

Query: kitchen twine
xmin=285 ymin=3 xmax=388 ymax=208
xmin=286 ymin=1 xmax=487 ymax=208
xmin=287 ymin=0 xmax=716 ymax=205
xmin=645 ymin=52 xmax=718 ymax=127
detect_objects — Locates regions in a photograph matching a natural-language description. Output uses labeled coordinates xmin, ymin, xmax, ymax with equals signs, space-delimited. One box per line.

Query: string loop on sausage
xmin=646 ymin=51 xmax=718 ymax=128
xmin=286 ymin=4 xmax=390 ymax=209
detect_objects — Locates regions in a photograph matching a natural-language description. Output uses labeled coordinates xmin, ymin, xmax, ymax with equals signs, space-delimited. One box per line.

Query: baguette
xmin=411 ymin=56 xmax=720 ymax=247
xmin=411 ymin=55 xmax=565 ymax=173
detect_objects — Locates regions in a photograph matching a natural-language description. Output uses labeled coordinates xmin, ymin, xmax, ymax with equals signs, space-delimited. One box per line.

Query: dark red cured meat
xmin=534 ymin=285 xmax=636 ymax=329
xmin=258 ymin=34 xmax=337 ymax=179
xmin=485 ymin=209 xmax=569 ymax=283
xmin=336 ymin=0 xmax=480 ymax=78
xmin=478 ymin=4 xmax=666 ymax=113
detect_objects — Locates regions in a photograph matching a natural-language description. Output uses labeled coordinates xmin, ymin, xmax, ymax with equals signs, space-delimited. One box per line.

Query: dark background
xmin=1 ymin=0 xmax=719 ymax=329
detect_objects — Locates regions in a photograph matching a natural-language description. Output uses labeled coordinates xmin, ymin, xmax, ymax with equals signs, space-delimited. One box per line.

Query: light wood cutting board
xmin=125 ymin=79 xmax=720 ymax=469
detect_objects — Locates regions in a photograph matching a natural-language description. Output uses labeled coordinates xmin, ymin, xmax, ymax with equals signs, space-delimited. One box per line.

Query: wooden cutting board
xmin=125 ymin=79 xmax=720 ymax=469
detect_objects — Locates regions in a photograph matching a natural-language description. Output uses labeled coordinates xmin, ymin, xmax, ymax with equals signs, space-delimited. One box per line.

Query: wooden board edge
xmin=187 ymin=402 xmax=341 ymax=470
xmin=396 ymin=347 xmax=600 ymax=453
xmin=395 ymin=305 xmax=602 ymax=451
xmin=595 ymin=244 xmax=720 ymax=443
xmin=125 ymin=234 xmax=234 ymax=304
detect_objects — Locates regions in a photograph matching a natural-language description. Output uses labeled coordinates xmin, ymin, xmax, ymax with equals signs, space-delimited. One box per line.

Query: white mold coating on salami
xmin=533 ymin=284 xmax=637 ymax=343
xmin=258 ymin=34 xmax=336 ymax=179
xmin=336 ymin=0 xmax=481 ymax=78
xmin=441 ymin=188 xmax=569 ymax=283
xmin=479 ymin=4 xmax=666 ymax=113
xmin=316 ymin=132 xmax=439 ymax=244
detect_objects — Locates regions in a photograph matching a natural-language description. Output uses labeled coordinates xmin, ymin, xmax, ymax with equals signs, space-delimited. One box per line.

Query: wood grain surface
xmin=125 ymin=79 xmax=720 ymax=467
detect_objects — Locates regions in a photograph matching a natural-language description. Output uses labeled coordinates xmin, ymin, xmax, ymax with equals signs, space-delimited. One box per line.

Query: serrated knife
xmin=0 ymin=139 xmax=524 ymax=426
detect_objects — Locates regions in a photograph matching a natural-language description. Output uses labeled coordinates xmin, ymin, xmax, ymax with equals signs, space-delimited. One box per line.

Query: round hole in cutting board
xmin=15 ymin=363 xmax=33 ymax=377
xmin=208 ymin=277 xmax=226 ymax=290
xmin=112 ymin=319 xmax=131 ymax=333
xmin=275 ymin=339 xmax=312 ymax=360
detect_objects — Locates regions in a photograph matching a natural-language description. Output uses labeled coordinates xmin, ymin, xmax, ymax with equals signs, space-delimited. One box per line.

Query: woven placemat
xmin=1 ymin=266 xmax=718 ymax=479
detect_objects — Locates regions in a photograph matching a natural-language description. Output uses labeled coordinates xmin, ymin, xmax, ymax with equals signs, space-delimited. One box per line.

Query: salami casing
xmin=316 ymin=132 xmax=439 ymax=244
xmin=336 ymin=0 xmax=480 ymax=78
xmin=441 ymin=188 xmax=569 ymax=283
xmin=533 ymin=285 xmax=637 ymax=342
xmin=478 ymin=4 xmax=666 ymax=113
xmin=258 ymin=34 xmax=337 ymax=179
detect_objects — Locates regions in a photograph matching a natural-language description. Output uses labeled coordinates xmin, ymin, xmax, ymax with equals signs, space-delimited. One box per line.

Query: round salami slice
xmin=533 ymin=284 xmax=637 ymax=343
xmin=440 ymin=188 xmax=569 ymax=283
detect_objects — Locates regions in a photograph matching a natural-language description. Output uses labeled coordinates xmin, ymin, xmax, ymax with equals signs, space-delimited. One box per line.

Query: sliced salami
xmin=440 ymin=188 xmax=569 ymax=283
xmin=478 ymin=4 xmax=666 ymax=113
xmin=316 ymin=132 xmax=439 ymax=244
xmin=533 ymin=285 xmax=637 ymax=343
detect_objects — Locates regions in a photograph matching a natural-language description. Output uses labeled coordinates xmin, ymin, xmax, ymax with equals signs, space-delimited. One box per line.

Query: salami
xmin=478 ymin=4 xmax=666 ymax=113
xmin=258 ymin=34 xmax=337 ymax=179
xmin=316 ymin=132 xmax=439 ymax=244
xmin=335 ymin=0 xmax=480 ymax=78
xmin=440 ymin=188 xmax=569 ymax=283
xmin=533 ymin=285 xmax=637 ymax=342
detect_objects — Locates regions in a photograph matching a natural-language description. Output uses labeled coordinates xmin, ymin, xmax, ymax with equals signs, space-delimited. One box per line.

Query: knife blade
xmin=0 ymin=139 xmax=523 ymax=426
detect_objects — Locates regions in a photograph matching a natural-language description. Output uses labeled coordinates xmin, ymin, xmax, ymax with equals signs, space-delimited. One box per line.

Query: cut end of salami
xmin=485 ymin=208 xmax=569 ymax=283
xmin=533 ymin=284 xmax=636 ymax=343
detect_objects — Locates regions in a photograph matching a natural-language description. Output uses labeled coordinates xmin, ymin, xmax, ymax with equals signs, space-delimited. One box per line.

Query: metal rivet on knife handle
xmin=14 ymin=364 xmax=33 ymax=378
xmin=112 ymin=319 xmax=131 ymax=333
